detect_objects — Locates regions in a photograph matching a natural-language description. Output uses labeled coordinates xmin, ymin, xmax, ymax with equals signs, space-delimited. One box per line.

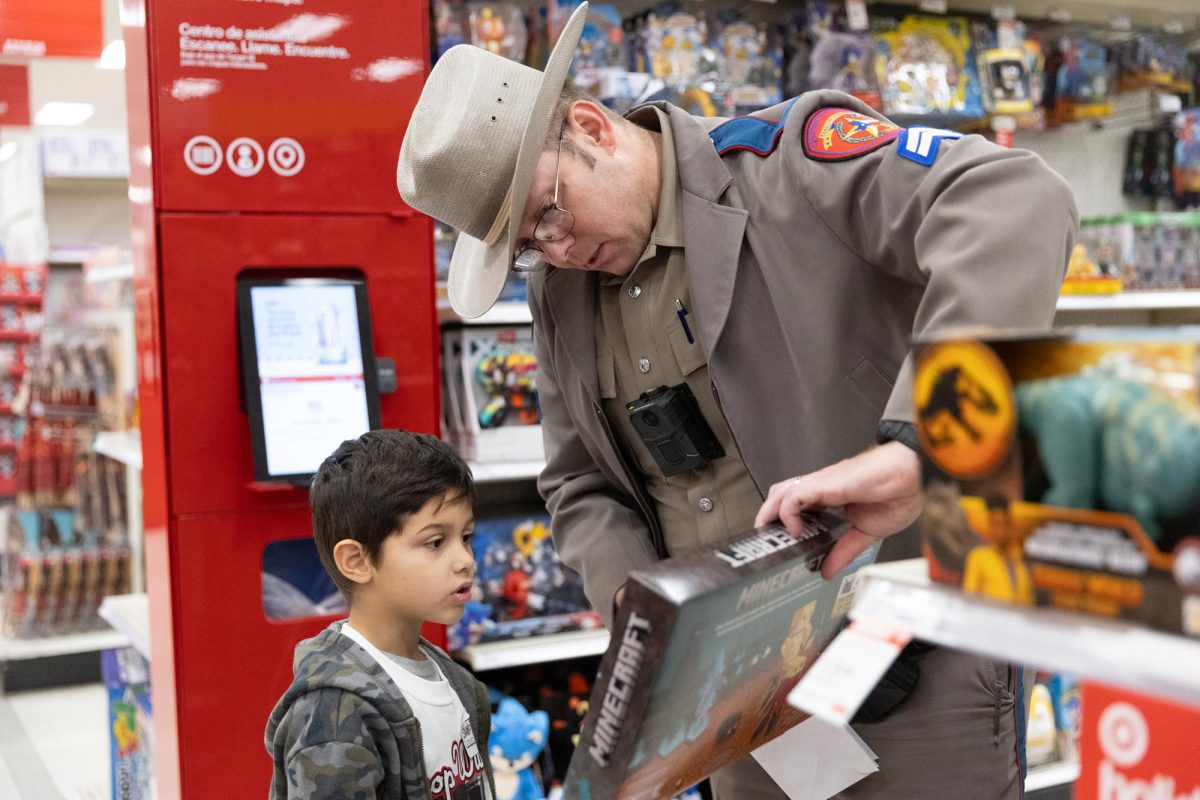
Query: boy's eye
xmin=463 ymin=532 xmax=473 ymax=546
xmin=426 ymin=537 xmax=444 ymax=550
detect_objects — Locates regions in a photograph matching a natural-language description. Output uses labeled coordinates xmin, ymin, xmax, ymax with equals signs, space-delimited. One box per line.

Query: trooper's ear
xmin=569 ymin=100 xmax=618 ymax=154
xmin=333 ymin=539 xmax=373 ymax=586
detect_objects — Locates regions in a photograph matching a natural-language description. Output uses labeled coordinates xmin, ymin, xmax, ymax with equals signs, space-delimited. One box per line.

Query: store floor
xmin=0 ymin=683 xmax=109 ymax=799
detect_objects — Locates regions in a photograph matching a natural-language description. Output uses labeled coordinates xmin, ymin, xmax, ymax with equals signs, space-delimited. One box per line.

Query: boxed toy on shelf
xmin=564 ymin=511 xmax=876 ymax=799
xmin=1074 ymin=213 xmax=1200 ymax=291
xmin=448 ymin=512 xmax=599 ymax=651
xmin=913 ymin=328 xmax=1200 ymax=639
xmin=443 ymin=324 xmax=544 ymax=463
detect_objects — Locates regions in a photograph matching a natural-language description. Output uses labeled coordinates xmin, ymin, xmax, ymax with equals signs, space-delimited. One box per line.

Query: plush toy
xmin=489 ymin=697 xmax=549 ymax=800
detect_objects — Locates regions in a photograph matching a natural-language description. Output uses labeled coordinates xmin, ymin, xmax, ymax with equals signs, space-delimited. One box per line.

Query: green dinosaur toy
xmin=1016 ymin=372 xmax=1200 ymax=546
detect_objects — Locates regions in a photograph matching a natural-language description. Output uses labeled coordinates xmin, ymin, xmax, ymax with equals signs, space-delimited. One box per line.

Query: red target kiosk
xmin=120 ymin=1 xmax=438 ymax=795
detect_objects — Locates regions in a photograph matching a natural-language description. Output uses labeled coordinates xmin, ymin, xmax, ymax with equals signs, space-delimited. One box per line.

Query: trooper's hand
xmin=754 ymin=442 xmax=924 ymax=579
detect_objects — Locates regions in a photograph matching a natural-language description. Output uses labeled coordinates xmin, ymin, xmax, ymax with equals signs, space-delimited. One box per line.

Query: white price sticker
xmin=788 ymin=618 xmax=913 ymax=725
xmin=991 ymin=4 xmax=1016 ymax=21
xmin=918 ymin=0 xmax=947 ymax=13
xmin=845 ymin=0 xmax=869 ymax=31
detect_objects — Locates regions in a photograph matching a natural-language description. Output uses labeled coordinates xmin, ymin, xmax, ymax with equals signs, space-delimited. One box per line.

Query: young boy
xmin=266 ymin=430 xmax=495 ymax=800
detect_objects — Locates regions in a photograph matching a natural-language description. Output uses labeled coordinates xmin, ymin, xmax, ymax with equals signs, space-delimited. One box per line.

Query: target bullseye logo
xmin=1098 ymin=702 xmax=1149 ymax=768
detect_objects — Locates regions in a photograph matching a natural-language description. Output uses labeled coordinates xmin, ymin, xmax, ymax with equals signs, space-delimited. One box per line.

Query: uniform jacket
xmin=529 ymin=90 xmax=1077 ymax=626
xmin=265 ymin=622 xmax=495 ymax=800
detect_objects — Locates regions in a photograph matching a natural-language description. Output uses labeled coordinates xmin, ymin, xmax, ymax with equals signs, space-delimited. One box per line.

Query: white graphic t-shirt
xmin=342 ymin=624 xmax=491 ymax=800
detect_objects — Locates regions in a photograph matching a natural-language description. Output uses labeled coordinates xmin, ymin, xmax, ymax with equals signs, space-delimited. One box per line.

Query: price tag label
xmin=1048 ymin=7 xmax=1072 ymax=22
xmin=1110 ymin=14 xmax=1132 ymax=31
xmin=918 ymin=0 xmax=947 ymax=13
xmin=845 ymin=0 xmax=870 ymax=31
xmin=788 ymin=617 xmax=913 ymax=725
xmin=991 ymin=4 xmax=1016 ymax=21
xmin=853 ymin=575 xmax=946 ymax=632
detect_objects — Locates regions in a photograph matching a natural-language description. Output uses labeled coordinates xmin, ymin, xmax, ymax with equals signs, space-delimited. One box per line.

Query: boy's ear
xmin=333 ymin=539 xmax=373 ymax=586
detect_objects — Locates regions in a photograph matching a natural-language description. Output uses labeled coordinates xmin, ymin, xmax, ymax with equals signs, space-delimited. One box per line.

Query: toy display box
xmin=448 ymin=513 xmax=600 ymax=652
xmin=913 ymin=327 xmax=1200 ymax=638
xmin=442 ymin=325 xmax=544 ymax=463
xmin=564 ymin=512 xmax=876 ymax=799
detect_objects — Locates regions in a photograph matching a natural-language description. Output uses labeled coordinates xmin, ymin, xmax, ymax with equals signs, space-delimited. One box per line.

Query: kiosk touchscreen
xmin=237 ymin=275 xmax=381 ymax=484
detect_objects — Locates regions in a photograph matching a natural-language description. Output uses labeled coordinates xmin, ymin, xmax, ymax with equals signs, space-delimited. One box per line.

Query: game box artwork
xmin=913 ymin=327 xmax=1200 ymax=638
xmin=563 ymin=511 xmax=876 ymax=800
xmin=448 ymin=514 xmax=601 ymax=652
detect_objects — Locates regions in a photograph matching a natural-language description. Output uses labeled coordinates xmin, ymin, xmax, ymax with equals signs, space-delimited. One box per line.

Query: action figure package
xmin=456 ymin=325 xmax=543 ymax=463
xmin=565 ymin=3 xmax=628 ymax=84
xmin=873 ymin=15 xmax=984 ymax=120
xmin=564 ymin=511 xmax=877 ymax=799
xmin=468 ymin=2 xmax=527 ymax=62
xmin=808 ymin=31 xmax=880 ymax=109
xmin=1054 ymin=37 xmax=1113 ymax=123
xmin=447 ymin=513 xmax=600 ymax=651
xmin=912 ymin=328 xmax=1200 ymax=639
xmin=1174 ymin=110 xmax=1200 ymax=208
xmin=714 ymin=19 xmax=783 ymax=113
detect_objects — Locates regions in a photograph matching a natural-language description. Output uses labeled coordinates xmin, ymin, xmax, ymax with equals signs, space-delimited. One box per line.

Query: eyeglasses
xmin=512 ymin=120 xmax=575 ymax=274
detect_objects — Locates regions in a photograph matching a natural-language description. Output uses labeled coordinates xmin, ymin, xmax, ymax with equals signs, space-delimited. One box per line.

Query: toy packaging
xmin=564 ymin=511 xmax=877 ymax=799
xmin=454 ymin=325 xmax=544 ymax=463
xmin=1174 ymin=110 xmax=1200 ymax=207
xmin=873 ymin=15 xmax=984 ymax=120
xmin=468 ymin=2 xmax=528 ymax=63
xmin=447 ymin=513 xmax=600 ymax=652
xmin=102 ymin=646 xmax=153 ymax=800
xmin=913 ymin=328 xmax=1200 ymax=639
xmin=1054 ymin=37 xmax=1113 ymax=123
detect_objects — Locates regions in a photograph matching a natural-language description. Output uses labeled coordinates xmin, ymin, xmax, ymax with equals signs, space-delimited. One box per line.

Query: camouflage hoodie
xmin=265 ymin=621 xmax=494 ymax=800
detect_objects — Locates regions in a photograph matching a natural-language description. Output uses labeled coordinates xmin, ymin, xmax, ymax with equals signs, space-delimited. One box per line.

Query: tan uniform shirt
xmin=594 ymin=107 xmax=763 ymax=556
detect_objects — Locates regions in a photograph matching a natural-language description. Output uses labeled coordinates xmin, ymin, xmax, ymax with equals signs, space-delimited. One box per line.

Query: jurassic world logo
xmin=914 ymin=340 xmax=1015 ymax=480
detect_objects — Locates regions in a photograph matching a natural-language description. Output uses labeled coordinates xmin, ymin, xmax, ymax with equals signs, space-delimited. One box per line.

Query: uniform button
xmin=639 ymin=358 xmax=651 ymax=373
xmin=698 ymin=498 xmax=714 ymax=512
xmin=628 ymin=285 xmax=642 ymax=299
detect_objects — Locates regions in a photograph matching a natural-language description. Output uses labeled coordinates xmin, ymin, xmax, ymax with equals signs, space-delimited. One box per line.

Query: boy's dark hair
xmin=310 ymin=429 xmax=475 ymax=597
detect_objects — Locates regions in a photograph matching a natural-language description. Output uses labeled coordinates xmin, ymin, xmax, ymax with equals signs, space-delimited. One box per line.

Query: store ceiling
xmin=3 ymin=0 xmax=1199 ymax=139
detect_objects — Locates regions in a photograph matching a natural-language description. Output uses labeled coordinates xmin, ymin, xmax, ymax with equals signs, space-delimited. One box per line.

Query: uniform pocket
xmin=849 ymin=356 xmax=895 ymax=413
xmin=596 ymin=347 xmax=618 ymax=400
xmin=667 ymin=323 xmax=706 ymax=377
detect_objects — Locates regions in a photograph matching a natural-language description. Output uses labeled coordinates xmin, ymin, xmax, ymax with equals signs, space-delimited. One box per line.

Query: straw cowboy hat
xmin=397 ymin=3 xmax=589 ymax=318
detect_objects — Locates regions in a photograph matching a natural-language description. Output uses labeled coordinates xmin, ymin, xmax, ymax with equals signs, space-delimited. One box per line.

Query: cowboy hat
xmin=397 ymin=3 xmax=589 ymax=318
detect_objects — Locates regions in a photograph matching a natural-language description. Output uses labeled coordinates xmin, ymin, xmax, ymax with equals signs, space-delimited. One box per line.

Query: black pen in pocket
xmin=675 ymin=298 xmax=694 ymax=344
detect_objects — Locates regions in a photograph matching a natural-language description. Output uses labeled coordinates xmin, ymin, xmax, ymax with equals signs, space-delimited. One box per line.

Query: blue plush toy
xmin=489 ymin=697 xmax=549 ymax=800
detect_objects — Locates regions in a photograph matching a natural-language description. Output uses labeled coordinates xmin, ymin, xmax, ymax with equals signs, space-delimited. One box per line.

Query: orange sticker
xmin=914 ymin=341 xmax=1015 ymax=480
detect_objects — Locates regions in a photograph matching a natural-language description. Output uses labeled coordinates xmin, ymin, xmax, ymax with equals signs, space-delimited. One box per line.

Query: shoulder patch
xmin=710 ymin=98 xmax=799 ymax=157
xmin=896 ymin=127 xmax=964 ymax=166
xmin=802 ymin=107 xmax=902 ymax=161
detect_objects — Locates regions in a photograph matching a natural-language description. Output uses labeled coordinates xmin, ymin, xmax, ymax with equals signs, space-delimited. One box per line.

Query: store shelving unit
xmin=469 ymin=459 xmax=545 ymax=483
xmin=456 ymin=628 xmax=610 ymax=672
xmin=0 ymin=629 xmax=128 ymax=662
xmin=1056 ymin=291 xmax=1200 ymax=312
xmin=850 ymin=559 xmax=1200 ymax=708
xmin=98 ymin=592 xmax=150 ymax=662
xmin=1026 ymin=761 xmax=1082 ymax=793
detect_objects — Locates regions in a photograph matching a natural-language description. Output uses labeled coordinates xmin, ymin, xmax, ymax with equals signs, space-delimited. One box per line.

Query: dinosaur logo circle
xmin=914 ymin=341 xmax=1015 ymax=480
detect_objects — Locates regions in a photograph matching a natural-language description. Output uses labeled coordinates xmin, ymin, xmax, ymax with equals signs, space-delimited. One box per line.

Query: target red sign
xmin=0 ymin=64 xmax=30 ymax=126
xmin=1077 ymin=682 xmax=1200 ymax=800
xmin=0 ymin=0 xmax=103 ymax=59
